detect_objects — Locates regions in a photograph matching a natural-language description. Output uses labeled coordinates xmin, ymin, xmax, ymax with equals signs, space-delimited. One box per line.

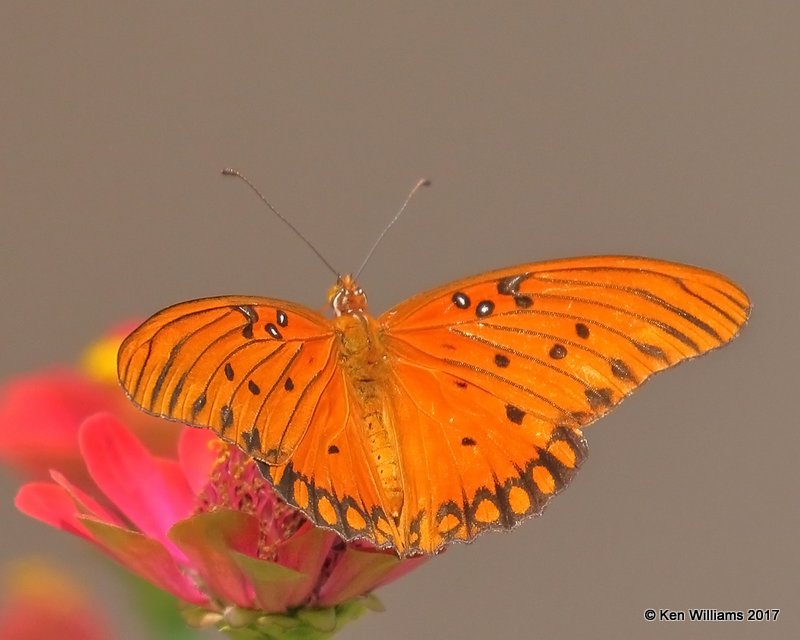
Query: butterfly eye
xmin=331 ymin=289 xmax=347 ymax=315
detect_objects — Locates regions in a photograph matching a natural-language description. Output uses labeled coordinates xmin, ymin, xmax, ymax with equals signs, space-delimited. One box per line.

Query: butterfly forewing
xmin=118 ymin=296 xmax=336 ymax=463
xmin=384 ymin=256 xmax=750 ymax=388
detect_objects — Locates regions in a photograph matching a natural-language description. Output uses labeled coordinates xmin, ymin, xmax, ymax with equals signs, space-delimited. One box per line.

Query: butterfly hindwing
xmin=261 ymin=374 xmax=404 ymax=550
xmin=118 ymin=296 xmax=336 ymax=464
xmin=386 ymin=359 xmax=589 ymax=553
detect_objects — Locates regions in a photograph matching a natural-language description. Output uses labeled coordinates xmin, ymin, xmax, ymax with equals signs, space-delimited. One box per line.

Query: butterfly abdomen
xmin=334 ymin=313 xmax=405 ymax=521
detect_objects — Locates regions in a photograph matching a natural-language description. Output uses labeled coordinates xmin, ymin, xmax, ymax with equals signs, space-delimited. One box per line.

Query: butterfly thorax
xmin=329 ymin=274 xmax=368 ymax=317
xmin=331 ymin=276 xmax=405 ymax=521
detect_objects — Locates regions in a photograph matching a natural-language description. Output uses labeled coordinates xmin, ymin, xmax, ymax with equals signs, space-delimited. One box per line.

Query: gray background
xmin=2 ymin=4 xmax=797 ymax=639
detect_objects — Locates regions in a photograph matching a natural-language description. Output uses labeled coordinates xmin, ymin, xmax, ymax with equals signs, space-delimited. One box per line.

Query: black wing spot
xmin=452 ymin=292 xmax=471 ymax=309
xmin=234 ymin=305 xmax=258 ymax=339
xmin=506 ymin=404 xmax=526 ymax=425
xmin=191 ymin=393 xmax=206 ymax=417
xmin=475 ymin=300 xmax=495 ymax=318
xmin=497 ymin=275 xmax=534 ymax=309
xmin=168 ymin=376 xmax=185 ymax=414
xmin=254 ymin=459 xmax=271 ymax=481
xmin=242 ymin=427 xmax=262 ymax=453
xmin=634 ymin=341 xmax=669 ymax=364
xmin=274 ymin=461 xmax=297 ymax=497
xmin=461 ymin=436 xmax=476 ymax=446
xmin=328 ymin=444 xmax=340 ymax=454
xmin=549 ymin=344 xmax=567 ymax=359
xmin=549 ymin=426 xmax=589 ymax=465
xmin=276 ymin=309 xmax=288 ymax=327
xmin=408 ymin=510 xmax=425 ymax=542
xmin=491 ymin=478 xmax=517 ymax=526
xmin=220 ymin=405 xmax=234 ymax=432
xmin=497 ymin=273 xmax=529 ymax=295
xmin=265 ymin=323 xmax=283 ymax=340
xmin=248 ymin=380 xmax=261 ymax=395
xmin=575 ymin=323 xmax=590 ymax=339
xmin=494 ymin=353 xmax=510 ymax=368
xmin=371 ymin=505 xmax=394 ymax=535
xmin=531 ymin=448 xmax=569 ymax=491
xmin=234 ymin=305 xmax=259 ymax=322
xmin=568 ymin=411 xmax=592 ymax=426
xmin=649 ymin=321 xmax=700 ymax=352
xmin=514 ymin=294 xmax=533 ymax=308
xmin=224 ymin=362 xmax=235 ymax=381
xmin=610 ymin=358 xmax=635 ymax=382
xmin=150 ymin=344 xmax=180 ymax=408
xmin=284 ymin=377 xmax=295 ymax=391
xmin=435 ymin=501 xmax=464 ymax=539
xmin=585 ymin=387 xmax=613 ymax=411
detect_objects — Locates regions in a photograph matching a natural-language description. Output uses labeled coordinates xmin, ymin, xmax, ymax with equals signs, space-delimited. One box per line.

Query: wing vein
xmin=138 ymin=309 xmax=231 ymax=405
xmin=533 ymin=275 xmax=722 ymax=339
xmin=450 ymin=327 xmax=626 ymax=393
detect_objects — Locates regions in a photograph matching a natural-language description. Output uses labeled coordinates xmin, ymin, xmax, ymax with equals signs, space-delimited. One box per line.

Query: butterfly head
xmin=329 ymin=274 xmax=368 ymax=317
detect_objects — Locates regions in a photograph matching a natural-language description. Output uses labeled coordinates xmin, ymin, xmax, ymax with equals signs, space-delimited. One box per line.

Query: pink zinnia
xmin=0 ymin=323 xmax=179 ymax=487
xmin=6 ymin=329 xmax=426 ymax=637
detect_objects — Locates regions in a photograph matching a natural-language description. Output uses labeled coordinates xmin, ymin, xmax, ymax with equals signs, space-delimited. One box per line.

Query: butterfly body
xmin=118 ymin=256 xmax=750 ymax=556
xmin=331 ymin=286 xmax=405 ymax=523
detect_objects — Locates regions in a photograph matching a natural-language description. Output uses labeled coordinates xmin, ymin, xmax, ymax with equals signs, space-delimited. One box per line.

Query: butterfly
xmin=117 ymin=255 xmax=750 ymax=557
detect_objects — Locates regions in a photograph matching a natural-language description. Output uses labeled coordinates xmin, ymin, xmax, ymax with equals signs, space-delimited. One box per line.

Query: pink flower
xmin=0 ymin=324 xmax=179 ymax=487
xmin=7 ymin=328 xmax=426 ymax=637
xmin=0 ymin=558 xmax=114 ymax=640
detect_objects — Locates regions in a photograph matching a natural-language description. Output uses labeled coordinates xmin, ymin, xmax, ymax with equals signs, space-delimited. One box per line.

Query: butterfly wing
xmin=381 ymin=256 xmax=750 ymax=553
xmin=119 ymin=295 xmax=407 ymax=547
xmin=118 ymin=296 xmax=339 ymax=464
xmin=258 ymin=373 xmax=407 ymax=550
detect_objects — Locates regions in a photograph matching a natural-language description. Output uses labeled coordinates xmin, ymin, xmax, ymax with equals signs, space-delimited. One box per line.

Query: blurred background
xmin=1 ymin=3 xmax=797 ymax=639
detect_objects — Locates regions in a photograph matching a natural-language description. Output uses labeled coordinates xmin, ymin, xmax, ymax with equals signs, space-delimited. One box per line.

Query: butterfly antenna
xmin=354 ymin=178 xmax=431 ymax=279
xmin=221 ymin=168 xmax=340 ymax=278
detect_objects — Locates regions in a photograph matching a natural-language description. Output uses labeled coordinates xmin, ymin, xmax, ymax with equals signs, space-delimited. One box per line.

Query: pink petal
xmin=370 ymin=553 xmax=428 ymax=591
xmin=177 ymin=427 xmax=219 ymax=495
xmin=0 ymin=369 xmax=107 ymax=479
xmin=15 ymin=483 xmax=93 ymax=541
xmin=154 ymin=457 xmax=196 ymax=518
xmin=80 ymin=517 xmax=208 ymax=606
xmin=49 ymin=470 xmax=124 ymax=526
xmin=169 ymin=510 xmax=259 ymax=608
xmin=317 ymin=547 xmax=420 ymax=607
xmin=272 ymin=524 xmax=337 ymax=608
xmin=79 ymin=414 xmax=191 ymax=554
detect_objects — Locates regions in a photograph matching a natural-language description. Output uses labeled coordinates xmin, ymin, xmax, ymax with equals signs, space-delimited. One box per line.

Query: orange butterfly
xmin=118 ymin=255 xmax=749 ymax=557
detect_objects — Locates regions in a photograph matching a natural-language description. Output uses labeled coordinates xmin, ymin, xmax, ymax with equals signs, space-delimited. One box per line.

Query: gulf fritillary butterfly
xmin=118 ymin=255 xmax=749 ymax=556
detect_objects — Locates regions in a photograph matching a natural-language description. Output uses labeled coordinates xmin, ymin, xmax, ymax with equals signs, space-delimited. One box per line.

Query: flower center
xmin=195 ymin=441 xmax=305 ymax=560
